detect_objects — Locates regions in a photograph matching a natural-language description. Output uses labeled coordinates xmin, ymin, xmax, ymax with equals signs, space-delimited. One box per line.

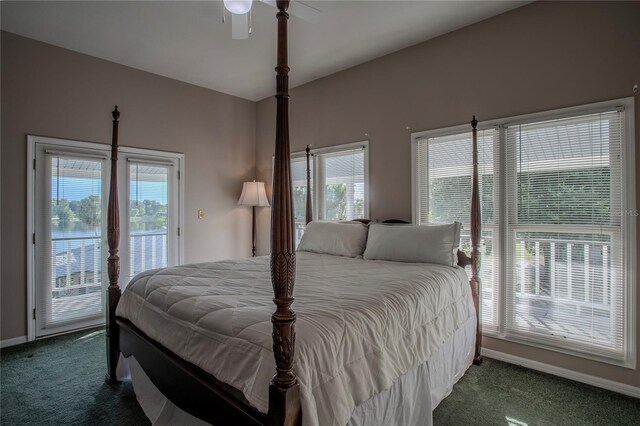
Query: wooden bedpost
xmin=268 ymin=1 xmax=301 ymax=425
xmin=305 ymin=145 xmax=312 ymax=225
xmin=470 ymin=115 xmax=483 ymax=365
xmin=105 ymin=106 xmax=122 ymax=384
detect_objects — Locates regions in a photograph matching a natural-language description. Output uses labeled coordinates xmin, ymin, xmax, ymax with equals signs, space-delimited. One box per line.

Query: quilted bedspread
xmin=116 ymin=252 xmax=474 ymax=426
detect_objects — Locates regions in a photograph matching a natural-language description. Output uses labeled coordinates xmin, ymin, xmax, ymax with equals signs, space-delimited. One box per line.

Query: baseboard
xmin=0 ymin=336 xmax=28 ymax=348
xmin=481 ymin=348 xmax=640 ymax=399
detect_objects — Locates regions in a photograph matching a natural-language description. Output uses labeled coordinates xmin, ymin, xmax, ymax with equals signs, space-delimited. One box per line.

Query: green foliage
xmin=51 ymin=195 xmax=168 ymax=233
xmin=294 ymin=184 xmax=365 ymax=222
xmin=78 ymin=195 xmax=101 ymax=229
xmin=517 ymin=169 xmax=610 ymax=225
xmin=51 ymin=199 xmax=76 ymax=227
xmin=429 ymin=175 xmax=493 ymax=223
xmin=354 ymin=198 xmax=364 ymax=219
xmin=324 ymin=183 xmax=347 ymax=221
xmin=293 ymin=186 xmax=308 ymax=222
xmin=429 ymin=168 xmax=609 ymax=226
xmin=130 ymin=199 xmax=168 ymax=231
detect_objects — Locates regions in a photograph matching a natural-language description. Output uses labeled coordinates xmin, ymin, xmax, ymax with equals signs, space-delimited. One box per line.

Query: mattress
xmin=116 ymin=252 xmax=475 ymax=426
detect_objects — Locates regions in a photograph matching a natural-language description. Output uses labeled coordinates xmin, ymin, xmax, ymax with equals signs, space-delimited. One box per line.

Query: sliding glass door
xmin=31 ymin=138 xmax=182 ymax=338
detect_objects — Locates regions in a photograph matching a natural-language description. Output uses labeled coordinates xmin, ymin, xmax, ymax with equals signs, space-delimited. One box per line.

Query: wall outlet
xmin=197 ymin=209 xmax=204 ymax=219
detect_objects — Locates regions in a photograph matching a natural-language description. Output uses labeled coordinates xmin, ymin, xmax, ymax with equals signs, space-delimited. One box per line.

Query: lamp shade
xmin=238 ymin=181 xmax=270 ymax=207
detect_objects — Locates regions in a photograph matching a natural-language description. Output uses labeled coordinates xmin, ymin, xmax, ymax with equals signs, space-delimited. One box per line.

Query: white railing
xmin=515 ymin=236 xmax=612 ymax=313
xmin=128 ymin=232 xmax=168 ymax=279
xmin=52 ymin=235 xmax=102 ymax=298
xmin=52 ymin=232 xmax=169 ymax=295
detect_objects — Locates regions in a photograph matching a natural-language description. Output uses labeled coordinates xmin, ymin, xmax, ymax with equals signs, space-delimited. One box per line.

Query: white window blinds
xmin=505 ymin=110 xmax=627 ymax=360
xmin=317 ymin=148 xmax=366 ymax=221
xmin=415 ymin=129 xmax=499 ymax=329
xmin=36 ymin=153 xmax=106 ymax=331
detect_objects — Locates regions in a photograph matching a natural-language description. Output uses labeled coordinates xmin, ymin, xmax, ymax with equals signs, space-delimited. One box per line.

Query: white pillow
xmin=297 ymin=221 xmax=369 ymax=258
xmin=363 ymin=222 xmax=462 ymax=266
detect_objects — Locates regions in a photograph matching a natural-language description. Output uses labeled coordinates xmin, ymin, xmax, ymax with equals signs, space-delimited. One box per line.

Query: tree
xmin=52 ymin=199 xmax=76 ymax=228
xmin=79 ymin=195 xmax=101 ymax=233
xmin=324 ymin=183 xmax=347 ymax=220
xmin=293 ymin=186 xmax=308 ymax=222
xmin=69 ymin=200 xmax=80 ymax=216
xmin=354 ymin=198 xmax=364 ymax=219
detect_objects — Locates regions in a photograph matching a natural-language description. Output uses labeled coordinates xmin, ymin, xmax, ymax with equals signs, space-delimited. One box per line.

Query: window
xmin=412 ymin=99 xmax=635 ymax=366
xmin=414 ymin=128 xmax=500 ymax=330
xmin=28 ymin=137 xmax=183 ymax=338
xmin=290 ymin=142 xmax=369 ymax=246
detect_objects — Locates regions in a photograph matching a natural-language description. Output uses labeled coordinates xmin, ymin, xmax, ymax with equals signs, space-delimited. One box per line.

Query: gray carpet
xmin=1 ymin=327 xmax=638 ymax=425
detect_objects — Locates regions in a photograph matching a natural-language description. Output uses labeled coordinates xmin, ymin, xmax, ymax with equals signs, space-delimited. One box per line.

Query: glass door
xmin=34 ymin=147 xmax=107 ymax=337
xmin=31 ymin=138 xmax=182 ymax=338
xmin=125 ymin=159 xmax=174 ymax=281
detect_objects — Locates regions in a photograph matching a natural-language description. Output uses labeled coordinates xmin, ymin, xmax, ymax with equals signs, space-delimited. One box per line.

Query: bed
xmin=105 ymin=2 xmax=483 ymax=425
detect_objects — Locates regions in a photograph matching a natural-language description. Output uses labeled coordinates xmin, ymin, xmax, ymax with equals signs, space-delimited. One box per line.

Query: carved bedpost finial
xmin=471 ymin=115 xmax=477 ymax=129
xmin=112 ymin=106 xmax=120 ymax=121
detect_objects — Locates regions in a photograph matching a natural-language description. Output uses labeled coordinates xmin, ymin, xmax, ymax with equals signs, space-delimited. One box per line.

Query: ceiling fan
xmin=223 ymin=0 xmax=321 ymax=40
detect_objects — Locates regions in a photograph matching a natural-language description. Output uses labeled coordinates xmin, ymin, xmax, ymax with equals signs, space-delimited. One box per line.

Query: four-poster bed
xmin=105 ymin=1 xmax=482 ymax=424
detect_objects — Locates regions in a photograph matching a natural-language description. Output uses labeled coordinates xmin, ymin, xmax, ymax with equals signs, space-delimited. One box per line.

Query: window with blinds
xmin=415 ymin=129 xmax=499 ymax=329
xmin=412 ymin=99 xmax=634 ymax=365
xmin=317 ymin=147 xmax=366 ymax=221
xmin=505 ymin=110 xmax=627 ymax=361
xmin=290 ymin=143 xmax=369 ymax=246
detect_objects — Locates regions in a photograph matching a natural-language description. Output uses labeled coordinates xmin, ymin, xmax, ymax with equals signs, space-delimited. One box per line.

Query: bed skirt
xmin=117 ymin=315 xmax=475 ymax=426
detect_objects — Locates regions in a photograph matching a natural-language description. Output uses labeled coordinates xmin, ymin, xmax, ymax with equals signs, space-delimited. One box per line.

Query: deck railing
xmin=52 ymin=235 xmax=103 ymax=298
xmin=52 ymin=232 xmax=169 ymax=295
xmin=128 ymin=232 xmax=168 ymax=279
xmin=514 ymin=235 xmax=612 ymax=314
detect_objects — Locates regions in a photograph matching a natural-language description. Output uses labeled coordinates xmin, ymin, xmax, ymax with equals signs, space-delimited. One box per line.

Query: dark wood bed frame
xmin=104 ymin=2 xmax=482 ymax=424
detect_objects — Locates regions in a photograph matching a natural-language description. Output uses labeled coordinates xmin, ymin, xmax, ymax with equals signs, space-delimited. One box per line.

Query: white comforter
xmin=116 ymin=252 xmax=474 ymax=426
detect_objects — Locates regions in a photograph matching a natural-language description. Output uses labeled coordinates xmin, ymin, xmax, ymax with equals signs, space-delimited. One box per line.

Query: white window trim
xmin=410 ymin=98 xmax=636 ymax=368
xmin=26 ymin=135 xmax=184 ymax=341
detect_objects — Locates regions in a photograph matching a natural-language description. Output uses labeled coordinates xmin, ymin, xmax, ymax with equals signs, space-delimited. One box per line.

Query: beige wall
xmin=256 ymin=2 xmax=640 ymax=387
xmin=1 ymin=32 xmax=257 ymax=340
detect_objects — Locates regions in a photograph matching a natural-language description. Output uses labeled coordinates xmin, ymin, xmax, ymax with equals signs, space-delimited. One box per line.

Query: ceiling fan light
xmin=224 ymin=0 xmax=253 ymax=15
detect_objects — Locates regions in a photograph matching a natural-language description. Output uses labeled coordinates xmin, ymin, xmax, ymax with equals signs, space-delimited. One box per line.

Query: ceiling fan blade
xmin=289 ymin=1 xmax=321 ymax=23
xmin=231 ymin=13 xmax=250 ymax=40
xmin=261 ymin=0 xmax=321 ymax=23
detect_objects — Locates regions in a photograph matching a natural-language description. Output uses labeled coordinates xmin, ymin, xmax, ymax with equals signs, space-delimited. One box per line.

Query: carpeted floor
xmin=1 ymin=328 xmax=638 ymax=425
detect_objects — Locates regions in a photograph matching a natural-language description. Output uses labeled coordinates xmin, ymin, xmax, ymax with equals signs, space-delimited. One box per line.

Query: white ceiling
xmin=1 ymin=1 xmax=528 ymax=101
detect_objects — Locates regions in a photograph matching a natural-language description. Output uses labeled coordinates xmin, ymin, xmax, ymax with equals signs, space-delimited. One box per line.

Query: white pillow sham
xmin=363 ymin=222 xmax=462 ymax=266
xmin=297 ymin=221 xmax=369 ymax=258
